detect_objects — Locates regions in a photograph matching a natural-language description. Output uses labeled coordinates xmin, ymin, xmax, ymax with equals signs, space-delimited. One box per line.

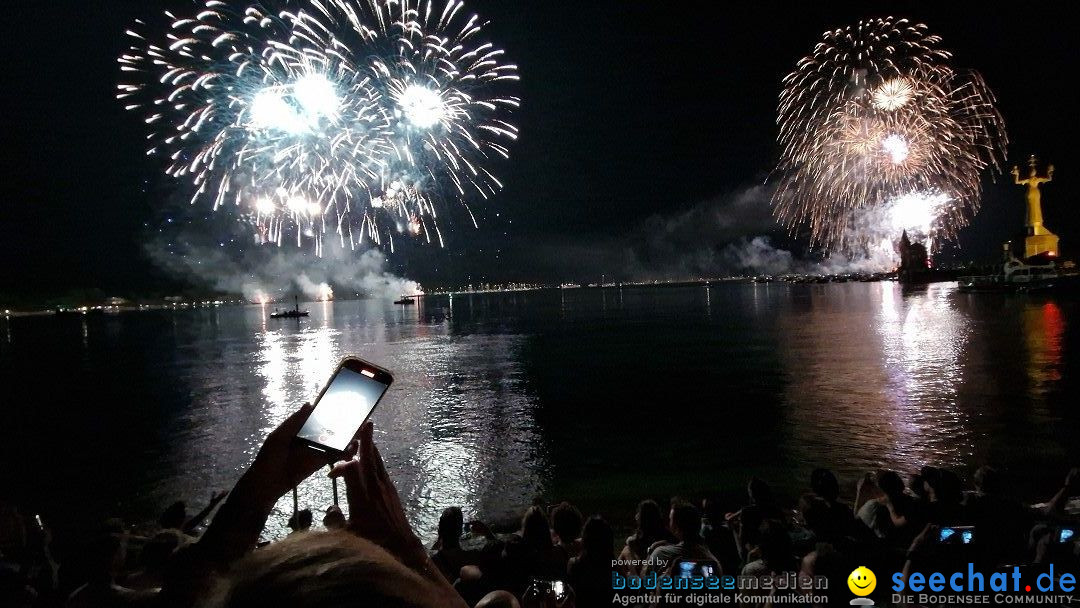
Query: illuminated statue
xmin=1013 ymin=155 xmax=1058 ymax=259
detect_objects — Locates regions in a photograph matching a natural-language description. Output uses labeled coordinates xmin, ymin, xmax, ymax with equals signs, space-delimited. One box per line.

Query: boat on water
xmin=269 ymin=296 xmax=309 ymax=318
xmin=958 ymin=253 xmax=1068 ymax=293
xmin=393 ymin=295 xmax=417 ymax=305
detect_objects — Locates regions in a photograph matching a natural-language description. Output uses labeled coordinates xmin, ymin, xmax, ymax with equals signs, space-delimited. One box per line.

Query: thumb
xmin=340 ymin=422 xmax=368 ymax=460
xmin=359 ymin=421 xmax=375 ymax=453
xmin=270 ymin=402 xmax=315 ymax=440
xmin=328 ymin=458 xmax=359 ymax=480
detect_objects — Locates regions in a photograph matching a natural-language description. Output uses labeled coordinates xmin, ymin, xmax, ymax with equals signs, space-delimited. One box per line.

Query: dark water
xmin=2 ymin=282 xmax=1078 ymax=540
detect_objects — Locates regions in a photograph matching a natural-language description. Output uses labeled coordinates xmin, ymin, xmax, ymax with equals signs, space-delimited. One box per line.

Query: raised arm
xmin=182 ymin=490 xmax=229 ymax=535
xmin=329 ymin=422 xmax=468 ymax=607
xmin=1043 ymin=468 xmax=1078 ymax=516
xmin=195 ymin=403 xmax=354 ymax=568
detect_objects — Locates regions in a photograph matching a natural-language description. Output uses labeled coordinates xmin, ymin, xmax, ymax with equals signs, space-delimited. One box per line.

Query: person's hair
xmin=814 ymin=541 xmax=843 ymax=569
xmin=748 ymin=477 xmax=775 ymax=506
xmin=550 ymin=502 xmax=583 ymax=544
xmin=141 ymin=529 xmax=186 ymax=572
xmin=520 ymin=506 xmax=552 ymax=550
xmin=701 ymin=496 xmax=724 ymax=522
xmin=928 ymin=469 xmax=963 ymax=505
xmin=436 ymin=507 xmax=463 ymax=549
xmin=916 ymin=466 xmax=940 ymax=499
xmin=475 ymin=590 xmax=522 ymax=608
xmin=85 ymin=531 xmax=125 ymax=584
xmin=580 ymin=516 xmax=615 ymax=561
xmin=288 ymin=509 xmax=313 ymax=531
xmin=974 ymin=465 xmax=1001 ymax=494
xmin=159 ymin=501 xmax=187 ymax=530
xmin=635 ymin=500 xmax=667 ymax=541
xmin=670 ymin=503 xmax=702 ymax=542
xmin=322 ymin=506 xmax=346 ymax=531
xmin=909 ymin=472 xmax=927 ymax=499
xmin=805 ymin=542 xmax=849 ymax=606
xmin=0 ymin=566 xmax=35 ymax=608
xmin=810 ymin=469 xmax=840 ymax=503
xmin=756 ymin=519 xmax=794 ymax=572
xmin=798 ymin=493 xmax=832 ymax=535
xmin=876 ymin=470 xmax=906 ymax=500
xmin=207 ymin=531 xmax=445 ymax=608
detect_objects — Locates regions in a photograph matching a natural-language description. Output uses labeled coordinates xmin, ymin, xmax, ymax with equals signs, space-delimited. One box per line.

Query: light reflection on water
xmin=168 ymin=300 xmax=545 ymax=541
xmin=1024 ymin=301 xmax=1065 ymax=399
xmin=875 ymin=283 xmax=971 ymax=468
xmin=1 ymin=283 xmax=1077 ymax=537
xmin=778 ymin=282 xmax=1068 ymax=484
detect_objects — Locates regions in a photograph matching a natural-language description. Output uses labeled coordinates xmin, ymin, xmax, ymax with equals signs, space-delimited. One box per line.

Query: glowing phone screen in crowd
xmin=939 ymin=527 xmax=974 ymax=544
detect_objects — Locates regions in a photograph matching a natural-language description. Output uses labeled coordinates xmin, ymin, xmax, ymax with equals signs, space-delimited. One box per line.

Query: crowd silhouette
xmin=3 ymin=403 xmax=1079 ymax=608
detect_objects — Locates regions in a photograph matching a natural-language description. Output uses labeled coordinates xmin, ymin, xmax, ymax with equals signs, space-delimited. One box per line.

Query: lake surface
xmin=2 ymin=282 xmax=1078 ymax=540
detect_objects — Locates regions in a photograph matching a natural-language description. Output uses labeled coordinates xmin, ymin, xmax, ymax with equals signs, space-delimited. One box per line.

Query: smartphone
xmin=938 ymin=526 xmax=975 ymax=544
xmin=1057 ymin=527 xmax=1076 ymax=543
xmin=675 ymin=560 xmax=718 ymax=578
xmin=295 ymin=357 xmax=393 ymax=455
xmin=550 ymin=580 xmax=568 ymax=602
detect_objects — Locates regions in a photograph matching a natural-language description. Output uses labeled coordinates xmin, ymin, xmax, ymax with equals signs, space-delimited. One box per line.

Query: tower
xmin=898 ymin=230 xmax=928 ymax=273
xmin=1013 ymin=155 xmax=1058 ymax=259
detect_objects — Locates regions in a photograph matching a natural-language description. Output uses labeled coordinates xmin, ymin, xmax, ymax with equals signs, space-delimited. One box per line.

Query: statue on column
xmin=1013 ymin=155 xmax=1058 ymax=259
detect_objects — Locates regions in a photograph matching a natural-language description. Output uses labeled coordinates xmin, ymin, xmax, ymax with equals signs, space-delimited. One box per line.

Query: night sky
xmin=1 ymin=1 xmax=1078 ymax=298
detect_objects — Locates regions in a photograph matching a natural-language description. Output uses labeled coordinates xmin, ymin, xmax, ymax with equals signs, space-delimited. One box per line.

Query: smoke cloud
xmin=551 ymin=183 xmax=905 ymax=281
xmin=145 ymin=215 xmax=419 ymax=301
xmin=145 ymin=181 xmax=906 ymax=293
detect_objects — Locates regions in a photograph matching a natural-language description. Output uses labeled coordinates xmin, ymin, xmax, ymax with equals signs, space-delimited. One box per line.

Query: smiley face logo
xmin=848 ymin=566 xmax=876 ymax=596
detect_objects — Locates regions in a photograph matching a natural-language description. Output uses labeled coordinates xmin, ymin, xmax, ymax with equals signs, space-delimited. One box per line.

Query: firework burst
xmin=118 ymin=0 xmax=519 ymax=253
xmin=361 ymin=0 xmax=521 ymax=247
xmin=772 ymin=17 xmax=1007 ymax=251
xmin=872 ymin=78 xmax=915 ymax=112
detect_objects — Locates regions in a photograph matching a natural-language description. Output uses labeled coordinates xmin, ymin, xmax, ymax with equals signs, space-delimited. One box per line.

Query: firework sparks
xmin=881 ymin=134 xmax=911 ymax=165
xmin=365 ymin=0 xmax=521 ymax=246
xmin=872 ymin=78 xmax=915 ymax=112
xmin=889 ymin=191 xmax=949 ymax=236
xmin=772 ymin=17 xmax=1007 ymax=251
xmin=396 ymin=84 xmax=447 ymax=129
xmin=118 ymin=0 xmax=519 ymax=253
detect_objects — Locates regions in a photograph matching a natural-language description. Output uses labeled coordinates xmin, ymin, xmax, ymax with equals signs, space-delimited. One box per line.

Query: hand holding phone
xmin=675 ymin=559 xmax=718 ymax=578
xmin=938 ymin=526 xmax=975 ymax=545
xmin=296 ymin=357 xmax=393 ymax=455
xmin=551 ymin=580 xmax=568 ymax=602
xmin=523 ymin=578 xmax=571 ymax=607
xmin=328 ymin=422 xmax=427 ymax=569
xmin=246 ymin=403 xmax=345 ymax=502
xmin=199 ymin=402 xmax=364 ymax=569
xmin=1056 ymin=527 xmax=1076 ymax=543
